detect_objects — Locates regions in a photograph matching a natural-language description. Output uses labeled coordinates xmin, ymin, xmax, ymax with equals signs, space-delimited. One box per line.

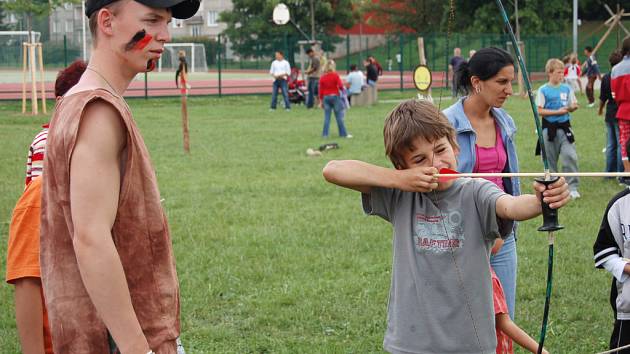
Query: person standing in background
xmin=449 ymin=47 xmax=465 ymax=97
xmin=305 ymin=48 xmax=320 ymax=109
xmin=611 ymin=38 xmax=630 ymax=186
xmin=269 ymin=50 xmax=291 ymax=111
xmin=582 ymin=46 xmax=601 ymax=107
xmin=599 ymin=51 xmax=623 ymax=176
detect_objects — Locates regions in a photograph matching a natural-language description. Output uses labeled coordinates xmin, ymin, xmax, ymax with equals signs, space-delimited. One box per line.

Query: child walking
xmin=323 ymin=99 xmax=570 ymax=353
xmin=536 ymin=58 xmax=580 ymax=198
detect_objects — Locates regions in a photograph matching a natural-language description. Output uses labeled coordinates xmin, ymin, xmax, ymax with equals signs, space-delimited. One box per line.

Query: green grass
xmin=0 ymin=88 xmax=625 ymax=353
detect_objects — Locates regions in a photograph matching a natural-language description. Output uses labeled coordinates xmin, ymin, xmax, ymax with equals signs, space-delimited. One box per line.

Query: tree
xmin=1 ymin=0 xmax=76 ymax=42
xmin=365 ymin=0 xmax=573 ymax=35
xmin=220 ymin=0 xmax=356 ymax=59
xmin=364 ymin=0 xmax=450 ymax=33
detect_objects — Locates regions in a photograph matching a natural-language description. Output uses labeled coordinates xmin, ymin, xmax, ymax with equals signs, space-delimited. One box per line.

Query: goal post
xmin=158 ymin=43 xmax=208 ymax=73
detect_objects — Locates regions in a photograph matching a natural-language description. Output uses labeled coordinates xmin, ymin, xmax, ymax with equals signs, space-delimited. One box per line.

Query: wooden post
xmin=29 ymin=43 xmax=39 ymax=115
xmin=180 ymin=68 xmax=190 ymax=153
xmin=517 ymin=41 xmax=526 ymax=97
xmin=592 ymin=10 xmax=623 ymax=57
xmin=21 ymin=43 xmax=27 ymax=114
xmin=417 ymin=37 xmax=432 ymax=99
xmin=181 ymin=94 xmax=190 ymax=153
xmin=37 ymin=43 xmax=46 ymax=114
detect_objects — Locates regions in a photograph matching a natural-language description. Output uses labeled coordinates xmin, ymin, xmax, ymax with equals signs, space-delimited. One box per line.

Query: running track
xmin=0 ymin=70 xmax=548 ymax=100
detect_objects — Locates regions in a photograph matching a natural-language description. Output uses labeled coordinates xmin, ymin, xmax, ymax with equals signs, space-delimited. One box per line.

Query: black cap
xmin=85 ymin=0 xmax=200 ymax=19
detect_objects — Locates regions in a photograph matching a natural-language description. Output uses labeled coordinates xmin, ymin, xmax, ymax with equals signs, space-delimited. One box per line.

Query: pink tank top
xmin=473 ymin=122 xmax=508 ymax=191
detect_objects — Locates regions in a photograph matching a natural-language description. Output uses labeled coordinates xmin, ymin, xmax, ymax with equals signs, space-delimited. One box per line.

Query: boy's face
xmin=401 ymin=136 xmax=458 ymax=191
xmin=108 ymin=1 xmax=172 ymax=73
xmin=548 ymin=68 xmax=564 ymax=85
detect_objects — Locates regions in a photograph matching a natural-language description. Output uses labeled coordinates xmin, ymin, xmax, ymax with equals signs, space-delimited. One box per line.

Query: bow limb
xmin=494 ymin=2 xmax=561 ymax=354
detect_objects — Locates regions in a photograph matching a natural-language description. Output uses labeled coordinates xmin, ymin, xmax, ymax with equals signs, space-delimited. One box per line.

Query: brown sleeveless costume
xmin=41 ymin=89 xmax=180 ymax=353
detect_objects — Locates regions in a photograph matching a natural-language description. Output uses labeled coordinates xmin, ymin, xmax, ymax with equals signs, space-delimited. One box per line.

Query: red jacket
xmin=318 ymin=72 xmax=344 ymax=100
xmin=612 ymin=57 xmax=630 ymax=120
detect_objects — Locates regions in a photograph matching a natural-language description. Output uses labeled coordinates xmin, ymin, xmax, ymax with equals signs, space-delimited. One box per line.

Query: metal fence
xmin=0 ymin=31 xmax=617 ymax=73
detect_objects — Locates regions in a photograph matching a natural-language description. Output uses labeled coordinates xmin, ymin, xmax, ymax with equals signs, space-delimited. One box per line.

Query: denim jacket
xmin=443 ymin=97 xmax=521 ymax=198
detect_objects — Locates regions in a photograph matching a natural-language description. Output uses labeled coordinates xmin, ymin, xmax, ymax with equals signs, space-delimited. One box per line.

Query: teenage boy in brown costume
xmin=40 ymin=0 xmax=199 ymax=353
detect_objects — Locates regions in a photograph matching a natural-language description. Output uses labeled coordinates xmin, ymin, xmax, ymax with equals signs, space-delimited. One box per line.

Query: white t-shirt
xmin=566 ymin=64 xmax=579 ymax=79
xmin=345 ymin=71 xmax=365 ymax=94
xmin=269 ymin=59 xmax=291 ymax=79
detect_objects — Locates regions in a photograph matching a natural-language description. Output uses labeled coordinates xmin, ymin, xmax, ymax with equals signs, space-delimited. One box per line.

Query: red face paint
xmin=133 ymin=33 xmax=153 ymax=50
xmin=125 ymin=30 xmax=153 ymax=51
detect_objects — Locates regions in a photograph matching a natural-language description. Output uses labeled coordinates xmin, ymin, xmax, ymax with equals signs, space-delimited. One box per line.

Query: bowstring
xmin=430 ymin=0 xmax=484 ymax=351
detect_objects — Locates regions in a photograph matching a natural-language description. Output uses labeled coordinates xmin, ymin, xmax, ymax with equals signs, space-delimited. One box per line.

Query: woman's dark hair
xmin=609 ymin=50 xmax=623 ymax=67
xmin=455 ymin=47 xmax=515 ymax=95
xmin=350 ymin=64 xmax=357 ymax=71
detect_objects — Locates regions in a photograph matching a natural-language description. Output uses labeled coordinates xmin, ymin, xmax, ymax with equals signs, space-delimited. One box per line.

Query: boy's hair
xmin=350 ymin=64 xmax=357 ymax=71
xmin=545 ymin=58 xmax=564 ymax=73
xmin=609 ymin=50 xmax=623 ymax=67
xmin=585 ymin=46 xmax=593 ymax=53
xmin=384 ymin=100 xmax=458 ymax=169
xmin=88 ymin=1 xmax=124 ymax=44
xmin=276 ymin=50 xmax=284 ymax=57
xmin=306 ymin=48 xmax=314 ymax=54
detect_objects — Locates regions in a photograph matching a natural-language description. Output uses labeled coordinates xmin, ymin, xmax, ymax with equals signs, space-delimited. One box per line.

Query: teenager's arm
xmin=496 ymin=313 xmax=549 ymax=354
xmin=14 ymin=278 xmax=45 ymax=354
xmin=322 ymin=160 xmax=437 ymax=194
xmin=496 ymin=178 xmax=570 ymax=221
xmin=538 ymin=106 xmax=569 ymax=117
xmin=70 ymin=101 xmax=151 ymax=354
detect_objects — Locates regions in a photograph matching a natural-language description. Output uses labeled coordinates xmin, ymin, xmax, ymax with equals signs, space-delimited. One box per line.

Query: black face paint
xmin=125 ymin=29 xmax=152 ymax=51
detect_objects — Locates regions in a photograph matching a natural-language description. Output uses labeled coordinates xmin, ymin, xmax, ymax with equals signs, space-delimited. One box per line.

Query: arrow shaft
xmin=437 ymin=172 xmax=630 ymax=178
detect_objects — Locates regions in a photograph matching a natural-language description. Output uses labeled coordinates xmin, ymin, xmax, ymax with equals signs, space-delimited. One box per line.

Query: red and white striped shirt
xmin=25 ymin=124 xmax=48 ymax=186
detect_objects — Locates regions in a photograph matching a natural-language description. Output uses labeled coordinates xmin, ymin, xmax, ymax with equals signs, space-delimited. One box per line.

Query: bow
xmin=494 ymin=1 xmax=564 ymax=353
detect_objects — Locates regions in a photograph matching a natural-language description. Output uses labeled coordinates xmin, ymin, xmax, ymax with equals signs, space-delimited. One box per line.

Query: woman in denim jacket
xmin=443 ymin=47 xmax=566 ymax=319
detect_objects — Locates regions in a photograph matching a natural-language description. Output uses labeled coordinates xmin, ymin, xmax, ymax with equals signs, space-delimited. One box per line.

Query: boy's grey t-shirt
xmin=362 ymin=178 xmax=513 ymax=354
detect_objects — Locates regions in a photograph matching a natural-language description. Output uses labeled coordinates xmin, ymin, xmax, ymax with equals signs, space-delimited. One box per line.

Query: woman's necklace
xmin=86 ymin=66 xmax=120 ymax=96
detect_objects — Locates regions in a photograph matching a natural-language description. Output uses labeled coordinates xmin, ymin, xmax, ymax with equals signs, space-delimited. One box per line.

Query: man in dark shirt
xmin=583 ymin=46 xmax=601 ymax=107
xmin=305 ymin=48 xmax=320 ymax=109
xmin=365 ymin=58 xmax=378 ymax=86
xmin=449 ymin=47 xmax=465 ymax=97
xmin=599 ymin=51 xmax=623 ymax=174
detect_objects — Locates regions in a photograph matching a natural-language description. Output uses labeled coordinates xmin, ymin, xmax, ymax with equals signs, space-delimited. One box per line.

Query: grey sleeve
xmin=312 ymin=57 xmax=320 ymax=71
xmin=473 ymin=179 xmax=514 ymax=240
xmin=361 ymin=187 xmax=399 ymax=222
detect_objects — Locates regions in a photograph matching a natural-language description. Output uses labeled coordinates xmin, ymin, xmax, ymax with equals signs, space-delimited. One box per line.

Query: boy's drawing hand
xmin=556 ymin=107 xmax=569 ymax=115
xmin=395 ymin=167 xmax=438 ymax=192
xmin=533 ymin=177 xmax=570 ymax=209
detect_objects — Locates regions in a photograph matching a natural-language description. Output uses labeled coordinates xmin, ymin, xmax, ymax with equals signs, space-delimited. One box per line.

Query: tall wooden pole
xmin=29 ymin=43 xmax=38 ymax=115
xmin=22 ymin=43 xmax=27 ymax=114
xmin=38 ymin=43 xmax=46 ymax=114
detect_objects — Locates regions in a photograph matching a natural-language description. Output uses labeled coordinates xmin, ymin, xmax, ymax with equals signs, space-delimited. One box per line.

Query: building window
xmin=65 ymin=20 xmax=73 ymax=32
xmin=64 ymin=3 xmax=73 ymax=10
xmin=52 ymin=21 xmax=59 ymax=33
xmin=207 ymin=11 xmax=218 ymax=27
xmin=191 ymin=25 xmax=201 ymax=37
xmin=172 ymin=19 xmax=184 ymax=29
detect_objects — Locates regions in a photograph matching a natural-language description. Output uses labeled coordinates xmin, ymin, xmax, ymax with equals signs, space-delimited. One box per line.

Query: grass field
xmin=0 ymin=88 xmax=625 ymax=353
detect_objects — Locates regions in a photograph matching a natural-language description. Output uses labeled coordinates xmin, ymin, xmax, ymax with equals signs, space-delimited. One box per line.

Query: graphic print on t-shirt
xmin=414 ymin=211 xmax=464 ymax=253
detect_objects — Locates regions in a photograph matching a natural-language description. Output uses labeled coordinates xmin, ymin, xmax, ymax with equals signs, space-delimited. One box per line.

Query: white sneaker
xmin=570 ymin=190 xmax=581 ymax=199
xmin=344 ymin=134 xmax=353 ymax=139
xmin=588 ymin=102 xmax=596 ymax=108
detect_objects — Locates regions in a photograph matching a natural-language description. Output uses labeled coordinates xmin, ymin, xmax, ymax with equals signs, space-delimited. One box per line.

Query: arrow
xmin=436 ymin=168 xmax=630 ymax=182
